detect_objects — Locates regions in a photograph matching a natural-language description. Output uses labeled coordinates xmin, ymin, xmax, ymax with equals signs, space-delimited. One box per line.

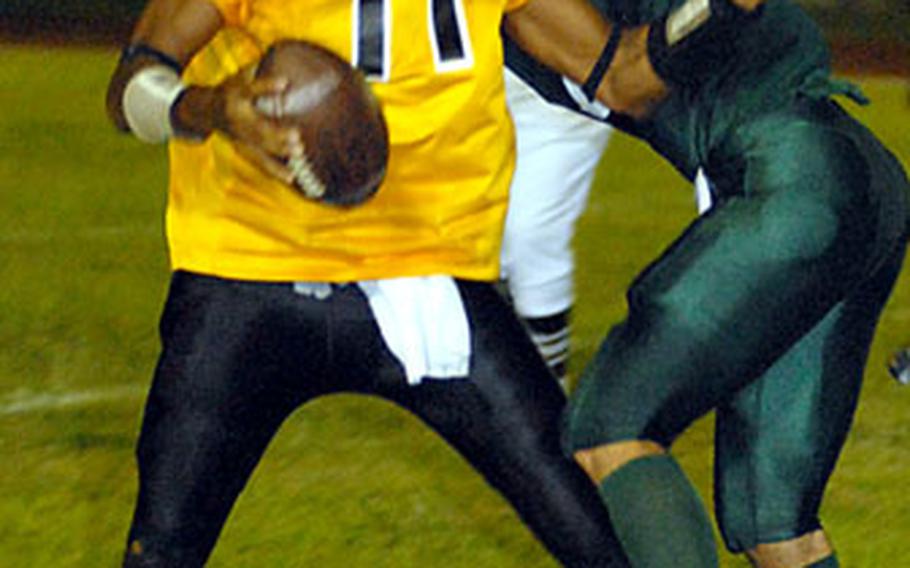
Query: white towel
xmin=357 ymin=276 xmax=471 ymax=385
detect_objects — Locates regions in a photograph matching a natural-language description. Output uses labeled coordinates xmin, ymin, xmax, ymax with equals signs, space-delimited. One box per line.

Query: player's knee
xmin=562 ymin=373 xmax=626 ymax=457
xmin=563 ymin=379 xmax=666 ymax=483
xmin=562 ymin=328 xmax=669 ymax=454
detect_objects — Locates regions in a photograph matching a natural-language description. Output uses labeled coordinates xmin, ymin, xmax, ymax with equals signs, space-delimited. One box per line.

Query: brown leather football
xmin=255 ymin=40 xmax=389 ymax=206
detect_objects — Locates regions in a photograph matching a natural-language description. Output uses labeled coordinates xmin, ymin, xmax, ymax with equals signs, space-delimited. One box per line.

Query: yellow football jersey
xmin=166 ymin=0 xmax=528 ymax=282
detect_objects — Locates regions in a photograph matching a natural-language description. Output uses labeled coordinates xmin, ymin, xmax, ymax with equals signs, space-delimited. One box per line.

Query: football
xmin=254 ymin=39 xmax=389 ymax=206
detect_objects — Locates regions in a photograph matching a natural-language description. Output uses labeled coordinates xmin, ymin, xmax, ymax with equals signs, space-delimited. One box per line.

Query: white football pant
xmin=501 ymin=69 xmax=612 ymax=319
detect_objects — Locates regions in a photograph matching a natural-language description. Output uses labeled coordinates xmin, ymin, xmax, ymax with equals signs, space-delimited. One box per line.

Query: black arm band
xmin=120 ymin=43 xmax=184 ymax=74
xmin=582 ymin=24 xmax=624 ymax=102
xmin=647 ymin=0 xmax=762 ymax=87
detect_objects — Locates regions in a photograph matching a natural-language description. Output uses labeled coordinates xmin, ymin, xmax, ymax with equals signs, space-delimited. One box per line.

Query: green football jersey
xmin=505 ymin=0 xmax=863 ymax=181
xmin=627 ymin=0 xmax=862 ymax=178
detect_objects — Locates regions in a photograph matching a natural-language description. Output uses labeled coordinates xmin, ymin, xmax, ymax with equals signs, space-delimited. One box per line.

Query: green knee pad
xmin=599 ymin=454 xmax=719 ymax=568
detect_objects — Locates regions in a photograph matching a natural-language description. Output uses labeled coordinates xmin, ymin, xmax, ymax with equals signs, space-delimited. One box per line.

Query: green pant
xmin=565 ymin=98 xmax=909 ymax=551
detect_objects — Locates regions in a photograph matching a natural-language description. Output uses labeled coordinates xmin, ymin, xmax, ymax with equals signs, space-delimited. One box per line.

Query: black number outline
xmin=353 ymin=0 xmax=473 ymax=80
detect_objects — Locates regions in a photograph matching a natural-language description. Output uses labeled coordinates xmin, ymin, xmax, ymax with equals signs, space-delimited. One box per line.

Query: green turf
xmin=0 ymin=45 xmax=907 ymax=567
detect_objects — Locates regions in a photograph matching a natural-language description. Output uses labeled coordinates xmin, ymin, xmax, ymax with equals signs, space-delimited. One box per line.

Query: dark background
xmin=0 ymin=0 xmax=908 ymax=50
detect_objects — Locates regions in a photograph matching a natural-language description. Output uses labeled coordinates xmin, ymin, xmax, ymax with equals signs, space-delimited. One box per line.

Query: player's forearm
xmin=105 ymin=0 xmax=301 ymax=182
xmin=105 ymin=0 xmax=223 ymax=135
xmin=505 ymin=0 xmax=768 ymax=119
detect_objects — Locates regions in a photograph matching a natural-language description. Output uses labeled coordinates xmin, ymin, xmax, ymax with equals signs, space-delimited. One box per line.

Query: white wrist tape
xmin=122 ymin=64 xmax=186 ymax=143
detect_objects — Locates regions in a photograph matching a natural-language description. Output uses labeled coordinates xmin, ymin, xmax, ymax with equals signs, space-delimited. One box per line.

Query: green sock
xmin=598 ymin=454 xmax=718 ymax=568
xmin=808 ymin=555 xmax=839 ymax=568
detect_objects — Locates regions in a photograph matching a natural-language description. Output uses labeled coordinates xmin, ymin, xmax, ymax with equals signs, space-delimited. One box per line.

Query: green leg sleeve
xmin=808 ymin=556 xmax=839 ymax=568
xmin=598 ymin=454 xmax=718 ymax=568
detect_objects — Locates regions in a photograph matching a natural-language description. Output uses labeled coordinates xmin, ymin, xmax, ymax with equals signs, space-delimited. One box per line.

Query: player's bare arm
xmin=503 ymin=0 xmax=668 ymax=119
xmin=105 ymin=0 xmax=301 ymax=182
xmin=505 ymin=0 xmax=769 ymax=119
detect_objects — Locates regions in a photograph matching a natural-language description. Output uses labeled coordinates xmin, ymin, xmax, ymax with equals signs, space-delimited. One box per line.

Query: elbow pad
xmin=647 ymin=0 xmax=762 ymax=88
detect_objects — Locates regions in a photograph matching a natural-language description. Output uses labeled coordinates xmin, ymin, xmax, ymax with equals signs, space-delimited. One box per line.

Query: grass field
xmin=0 ymin=45 xmax=908 ymax=567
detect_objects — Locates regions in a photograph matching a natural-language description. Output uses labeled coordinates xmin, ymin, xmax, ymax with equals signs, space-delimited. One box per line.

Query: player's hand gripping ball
xmin=255 ymin=40 xmax=389 ymax=206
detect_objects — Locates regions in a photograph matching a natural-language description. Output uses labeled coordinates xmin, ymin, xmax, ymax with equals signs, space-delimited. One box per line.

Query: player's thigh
xmin=502 ymin=76 xmax=610 ymax=313
xmin=365 ymin=279 xmax=569 ymax=473
xmin=566 ymin=188 xmax=880 ymax=451
xmin=142 ymin=273 xmax=331 ymax=434
xmin=714 ymin=246 xmax=906 ymax=552
xmin=502 ymin=71 xmax=609 ymax=260
xmin=507 ymin=106 xmax=609 ymax=226
xmin=130 ymin=273 xmax=332 ymax=557
xmin=395 ymin=280 xmax=566 ymax=452
xmin=388 ymin=281 xmax=622 ymax=564
xmin=566 ymin=101 xmax=908 ymax=452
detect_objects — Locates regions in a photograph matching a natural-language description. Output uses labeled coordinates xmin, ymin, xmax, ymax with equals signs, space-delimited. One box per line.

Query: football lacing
xmin=287 ymin=151 xmax=327 ymax=199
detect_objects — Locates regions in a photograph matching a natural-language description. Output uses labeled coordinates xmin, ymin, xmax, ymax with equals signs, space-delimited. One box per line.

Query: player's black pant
xmin=123 ymin=271 xmax=627 ymax=567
